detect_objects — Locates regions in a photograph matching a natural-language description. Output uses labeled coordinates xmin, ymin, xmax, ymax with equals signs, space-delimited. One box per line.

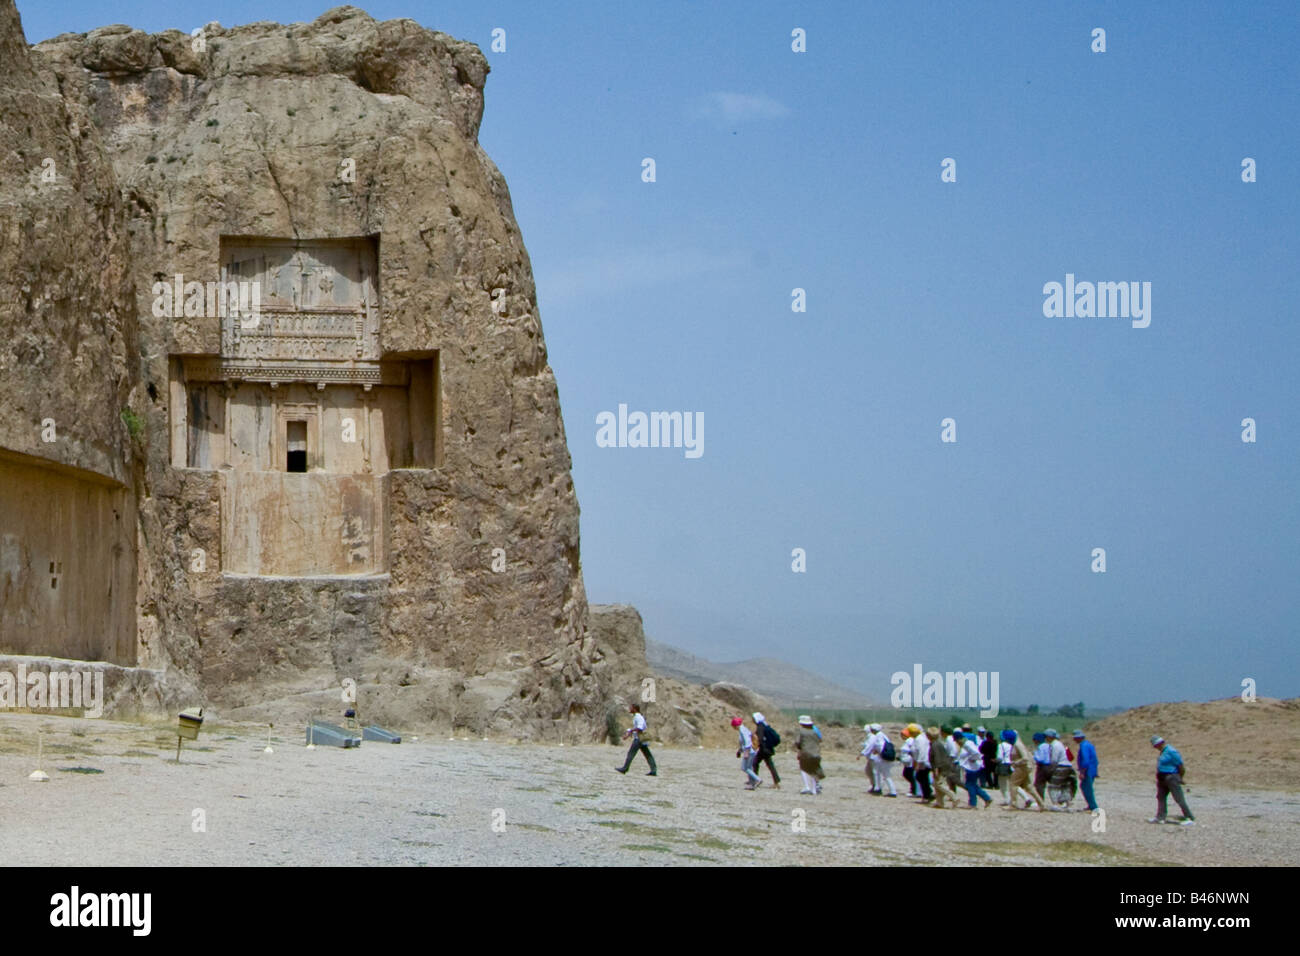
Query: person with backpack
xmin=863 ymin=722 xmax=898 ymax=796
xmin=752 ymin=712 xmax=781 ymax=788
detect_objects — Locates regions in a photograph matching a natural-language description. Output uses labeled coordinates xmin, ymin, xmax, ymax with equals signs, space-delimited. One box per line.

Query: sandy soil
xmin=1 ymin=714 xmax=1295 ymax=866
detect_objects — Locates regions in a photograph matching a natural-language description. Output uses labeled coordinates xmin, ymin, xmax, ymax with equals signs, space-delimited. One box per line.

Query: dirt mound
xmin=1083 ymin=697 xmax=1300 ymax=789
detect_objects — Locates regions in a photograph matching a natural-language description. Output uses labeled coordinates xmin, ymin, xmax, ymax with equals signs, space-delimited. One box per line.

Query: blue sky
xmin=19 ymin=1 xmax=1299 ymax=708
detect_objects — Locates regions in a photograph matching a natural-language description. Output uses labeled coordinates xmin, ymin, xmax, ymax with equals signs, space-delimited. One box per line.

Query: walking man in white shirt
xmin=864 ymin=723 xmax=897 ymax=796
xmin=955 ymin=731 xmax=993 ymax=808
xmin=615 ymin=703 xmax=657 ymax=776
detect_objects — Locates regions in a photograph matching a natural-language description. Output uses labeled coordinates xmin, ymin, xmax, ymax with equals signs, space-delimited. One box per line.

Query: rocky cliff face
xmin=2 ymin=3 xmax=610 ymax=734
xmin=0 ymin=0 xmax=136 ymax=482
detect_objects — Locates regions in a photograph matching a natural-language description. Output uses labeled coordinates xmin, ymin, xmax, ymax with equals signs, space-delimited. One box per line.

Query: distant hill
xmin=1083 ymin=696 xmax=1300 ymax=788
xmin=645 ymin=638 xmax=874 ymax=709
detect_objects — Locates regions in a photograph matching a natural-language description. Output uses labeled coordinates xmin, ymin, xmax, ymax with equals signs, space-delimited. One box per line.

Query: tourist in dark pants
xmin=615 ymin=704 xmax=657 ymax=775
xmin=955 ymin=732 xmax=993 ymax=808
xmin=1031 ymin=732 xmax=1051 ymax=798
xmin=1148 ymin=735 xmax=1193 ymax=825
xmin=1073 ymin=730 xmax=1100 ymax=811
xmin=752 ymin=712 xmax=781 ymax=788
xmin=912 ymin=723 xmax=934 ymax=800
xmin=900 ymin=727 xmax=918 ymax=795
xmin=978 ymin=727 xmax=999 ymax=788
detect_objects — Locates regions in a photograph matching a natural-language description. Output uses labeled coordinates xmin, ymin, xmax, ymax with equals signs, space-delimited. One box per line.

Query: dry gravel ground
xmin=1 ymin=714 xmax=1295 ymax=866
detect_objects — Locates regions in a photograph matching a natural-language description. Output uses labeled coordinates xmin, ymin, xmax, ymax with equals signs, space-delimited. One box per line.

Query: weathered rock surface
xmin=0 ymin=0 xmax=136 ymax=482
xmin=0 ymin=653 xmax=195 ymax=719
xmin=2 ymin=4 xmax=607 ymax=736
xmin=589 ymin=603 xmax=791 ymax=749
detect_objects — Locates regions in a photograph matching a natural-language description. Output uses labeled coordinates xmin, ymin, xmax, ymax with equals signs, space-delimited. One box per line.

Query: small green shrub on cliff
xmin=121 ymin=408 xmax=143 ymax=441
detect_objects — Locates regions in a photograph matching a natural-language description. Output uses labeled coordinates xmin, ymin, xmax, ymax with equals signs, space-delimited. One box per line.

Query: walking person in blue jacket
xmin=1072 ymin=730 xmax=1099 ymax=811
xmin=1148 ymin=735 xmax=1194 ymax=825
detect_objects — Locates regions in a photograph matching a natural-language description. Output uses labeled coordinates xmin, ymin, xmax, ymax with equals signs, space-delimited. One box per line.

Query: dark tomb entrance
xmin=286 ymin=420 xmax=308 ymax=472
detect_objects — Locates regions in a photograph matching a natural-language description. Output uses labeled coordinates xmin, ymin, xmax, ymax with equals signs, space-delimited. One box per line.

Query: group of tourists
xmin=619 ymin=702 xmax=1195 ymax=826
xmin=730 ymin=713 xmax=829 ymax=793
xmin=891 ymin=723 xmax=1097 ymax=812
xmin=731 ymin=712 xmax=783 ymax=789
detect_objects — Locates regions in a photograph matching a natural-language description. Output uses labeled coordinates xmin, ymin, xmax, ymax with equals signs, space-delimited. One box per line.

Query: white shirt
xmin=737 ymin=725 xmax=754 ymax=752
xmin=913 ymin=735 xmax=931 ymax=767
xmin=900 ymin=738 xmax=915 ymax=767
xmin=945 ymin=736 xmax=959 ymax=758
xmin=958 ymin=739 xmax=984 ymax=772
xmin=632 ymin=713 xmax=647 ymax=735
xmin=1050 ymin=739 xmax=1070 ymax=766
xmin=996 ymin=741 xmax=1013 ymax=764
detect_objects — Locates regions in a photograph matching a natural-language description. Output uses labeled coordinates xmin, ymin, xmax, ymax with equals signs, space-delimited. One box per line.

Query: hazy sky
xmin=19 ymin=1 xmax=1299 ymax=709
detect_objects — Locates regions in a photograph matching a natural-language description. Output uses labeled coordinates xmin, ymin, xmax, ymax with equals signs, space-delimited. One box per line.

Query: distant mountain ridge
xmin=645 ymin=638 xmax=875 ymax=708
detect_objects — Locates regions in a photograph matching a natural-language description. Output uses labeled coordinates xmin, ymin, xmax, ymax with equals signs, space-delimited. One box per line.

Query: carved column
xmin=361 ymin=385 xmax=374 ymax=473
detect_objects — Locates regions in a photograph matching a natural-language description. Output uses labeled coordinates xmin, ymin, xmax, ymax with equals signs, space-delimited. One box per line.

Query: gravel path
xmin=1 ymin=715 xmax=1294 ymax=866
